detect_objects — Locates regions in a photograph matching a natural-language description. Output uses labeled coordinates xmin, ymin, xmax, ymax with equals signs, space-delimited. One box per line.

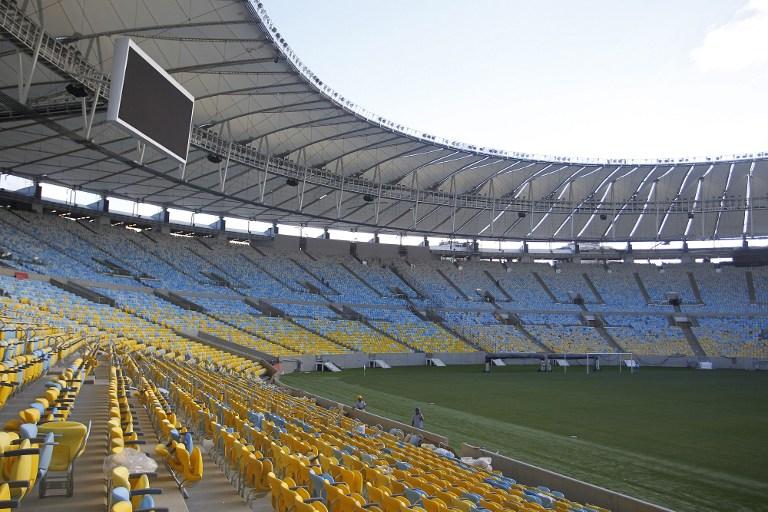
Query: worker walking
xmin=411 ymin=407 xmax=424 ymax=429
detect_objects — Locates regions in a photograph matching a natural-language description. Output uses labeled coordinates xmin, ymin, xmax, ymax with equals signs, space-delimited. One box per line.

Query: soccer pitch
xmin=282 ymin=365 xmax=768 ymax=512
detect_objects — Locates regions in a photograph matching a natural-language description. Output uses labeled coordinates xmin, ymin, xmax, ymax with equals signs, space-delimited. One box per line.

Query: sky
xmin=264 ymin=0 xmax=768 ymax=161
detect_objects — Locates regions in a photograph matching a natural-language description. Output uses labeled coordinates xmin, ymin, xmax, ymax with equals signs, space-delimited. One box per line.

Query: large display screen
xmin=107 ymin=38 xmax=194 ymax=164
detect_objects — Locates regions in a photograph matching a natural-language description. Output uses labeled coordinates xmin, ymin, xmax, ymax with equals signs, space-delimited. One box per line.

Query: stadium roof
xmin=0 ymin=0 xmax=766 ymax=242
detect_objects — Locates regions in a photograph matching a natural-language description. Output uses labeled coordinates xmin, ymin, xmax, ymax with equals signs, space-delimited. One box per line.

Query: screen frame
xmin=107 ymin=37 xmax=195 ymax=165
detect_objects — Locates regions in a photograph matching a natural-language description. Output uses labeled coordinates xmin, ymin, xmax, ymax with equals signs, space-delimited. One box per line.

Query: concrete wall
xmin=432 ymin=352 xmax=486 ymax=365
xmin=306 ymin=237 xmax=349 ymax=256
xmin=279 ymin=352 xmax=429 ymax=373
xmin=267 ymin=234 xmax=301 ymax=253
xmin=460 ymin=444 xmax=674 ymax=512
xmin=357 ymin=242 xmax=400 ymax=260
xmin=406 ymin=245 xmax=433 ymax=262
xmin=276 ymin=350 xmax=766 ymax=374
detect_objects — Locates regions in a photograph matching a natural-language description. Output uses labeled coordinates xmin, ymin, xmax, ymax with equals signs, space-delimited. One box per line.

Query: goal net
xmin=554 ymin=352 xmax=635 ymax=374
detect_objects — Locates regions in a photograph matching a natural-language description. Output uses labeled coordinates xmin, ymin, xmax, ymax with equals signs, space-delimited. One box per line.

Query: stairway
xmin=293 ymin=318 xmax=358 ymax=352
xmin=208 ymin=304 xmax=302 ymax=355
xmin=128 ymin=239 xmax=204 ymax=284
xmin=290 ymin=257 xmax=340 ymax=295
xmin=483 ymin=270 xmax=514 ymax=301
xmin=341 ymin=262 xmax=384 ymax=297
xmin=153 ymin=290 xmax=206 ymax=312
xmin=193 ymin=330 xmax=278 ymax=364
xmin=241 ymin=253 xmax=303 ymax=292
xmin=140 ymin=230 xmax=158 ymax=244
xmin=633 ymin=272 xmax=653 ymax=304
xmin=516 ymin=324 xmax=554 ymax=352
xmin=595 ymin=325 xmax=627 ymax=352
xmin=435 ymin=268 xmax=471 ymax=300
xmin=358 ymin=316 xmax=419 ymax=353
xmin=582 ymin=273 xmax=605 ymax=304
xmin=746 ymin=271 xmax=757 ymax=304
xmin=51 ymin=278 xmax=116 ymax=306
xmin=681 ymin=326 xmax=707 ymax=358
xmin=93 ymin=257 xmax=133 ymax=277
xmin=196 ymin=237 xmax=213 ymax=251
xmin=191 ymin=248 xmax=245 ymax=289
xmin=389 ymin=265 xmax=426 ymax=298
xmin=130 ymin=358 xmax=250 ymax=512
xmin=426 ymin=311 xmax=483 ymax=351
xmin=532 ymin=272 xmax=560 ymax=303
xmin=687 ymin=272 xmax=704 ymax=304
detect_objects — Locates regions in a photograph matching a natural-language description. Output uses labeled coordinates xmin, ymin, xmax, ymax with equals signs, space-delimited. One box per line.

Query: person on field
xmin=354 ymin=395 xmax=367 ymax=410
xmin=411 ymin=407 xmax=424 ymax=429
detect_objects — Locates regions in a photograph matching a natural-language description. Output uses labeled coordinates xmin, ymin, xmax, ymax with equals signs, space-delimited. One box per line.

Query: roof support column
xmin=85 ymin=82 xmax=102 ymax=140
xmin=610 ymin=179 xmax=616 ymax=240
xmin=374 ymin=164 xmax=382 ymax=225
xmin=219 ymin=141 xmax=232 ymax=193
xmin=569 ymin=181 xmax=574 ymax=240
xmin=335 ymin=159 xmax=345 ymax=219
xmin=256 ymin=136 xmax=270 ymax=203
xmin=529 ymin=178 xmax=535 ymax=232
xmin=654 ymin=180 xmax=660 ymax=240
xmin=411 ymin=171 xmax=420 ymax=229
xmin=450 ymin=175 xmax=458 ymax=235
xmin=701 ymin=176 xmax=706 ymax=239
xmin=489 ymin=177 xmax=496 ymax=236
xmin=298 ymin=148 xmax=308 ymax=212
xmin=18 ymin=30 xmax=44 ymax=104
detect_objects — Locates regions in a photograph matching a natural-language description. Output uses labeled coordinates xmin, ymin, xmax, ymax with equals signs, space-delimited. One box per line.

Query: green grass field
xmin=282 ymin=365 xmax=768 ymax=512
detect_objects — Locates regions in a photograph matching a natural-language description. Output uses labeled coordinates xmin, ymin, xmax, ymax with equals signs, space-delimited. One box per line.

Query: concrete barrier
xmin=460 ymin=444 xmax=674 ymax=512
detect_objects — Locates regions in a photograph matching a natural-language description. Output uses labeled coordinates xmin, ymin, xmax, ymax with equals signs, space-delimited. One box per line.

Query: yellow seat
xmin=37 ymin=420 xmax=90 ymax=497
xmin=1 ymin=438 xmax=39 ymax=502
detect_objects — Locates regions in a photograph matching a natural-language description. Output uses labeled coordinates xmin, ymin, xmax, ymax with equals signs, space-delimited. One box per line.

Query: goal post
xmin=584 ymin=352 xmax=635 ymax=374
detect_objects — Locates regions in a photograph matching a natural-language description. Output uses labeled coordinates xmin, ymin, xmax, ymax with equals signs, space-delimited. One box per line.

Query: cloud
xmin=691 ymin=0 xmax=768 ymax=72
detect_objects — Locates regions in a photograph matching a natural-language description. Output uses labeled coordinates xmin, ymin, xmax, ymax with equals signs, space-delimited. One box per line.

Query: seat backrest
xmin=111 ymin=465 xmax=131 ymax=488
xmin=6 ymin=438 xmax=39 ymax=499
xmin=38 ymin=421 xmax=88 ymax=471
xmin=37 ymin=432 xmax=55 ymax=476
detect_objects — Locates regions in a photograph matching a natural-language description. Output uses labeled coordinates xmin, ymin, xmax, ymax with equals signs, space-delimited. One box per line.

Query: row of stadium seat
xmin=4 ymin=272 xmax=767 ymax=359
xmin=107 ymin=334 xmax=610 ymax=512
xmin=6 ymin=210 xmax=768 ymax=313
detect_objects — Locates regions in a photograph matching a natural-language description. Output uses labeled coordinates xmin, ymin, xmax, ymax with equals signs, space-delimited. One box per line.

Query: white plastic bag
xmin=103 ymin=448 xmax=158 ymax=476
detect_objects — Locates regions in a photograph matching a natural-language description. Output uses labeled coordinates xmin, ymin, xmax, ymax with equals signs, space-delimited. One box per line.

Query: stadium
xmin=0 ymin=1 xmax=765 ymax=511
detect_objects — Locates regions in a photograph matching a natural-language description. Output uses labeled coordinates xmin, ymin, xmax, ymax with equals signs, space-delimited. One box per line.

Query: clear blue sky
xmin=264 ymin=0 xmax=767 ymax=160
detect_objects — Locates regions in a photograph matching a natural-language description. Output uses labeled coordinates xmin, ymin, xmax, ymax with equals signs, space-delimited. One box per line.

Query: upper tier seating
xmin=0 ymin=209 xmax=765 ymax=359
xmin=634 ymin=264 xmax=697 ymax=304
